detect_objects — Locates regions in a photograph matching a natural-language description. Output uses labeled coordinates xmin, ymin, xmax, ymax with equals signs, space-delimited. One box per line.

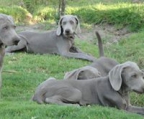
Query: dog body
xmin=0 ymin=14 xmax=20 ymax=88
xmin=33 ymin=61 xmax=144 ymax=115
xmin=64 ymin=32 xmax=119 ymax=80
xmin=90 ymin=57 xmax=119 ymax=76
xmin=17 ymin=30 xmax=69 ymax=54
xmin=5 ymin=15 xmax=96 ymax=61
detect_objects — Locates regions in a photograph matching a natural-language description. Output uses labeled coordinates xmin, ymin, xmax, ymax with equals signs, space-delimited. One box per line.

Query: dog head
xmin=56 ymin=15 xmax=81 ymax=38
xmin=109 ymin=61 xmax=144 ymax=94
xmin=0 ymin=14 xmax=20 ymax=46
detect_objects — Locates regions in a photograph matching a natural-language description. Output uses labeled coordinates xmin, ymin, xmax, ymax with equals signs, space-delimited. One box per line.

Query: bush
xmin=0 ymin=6 xmax=30 ymax=23
xmin=33 ymin=3 xmax=144 ymax=31
xmin=33 ymin=6 xmax=58 ymax=22
xmin=65 ymin=4 xmax=144 ymax=31
xmin=1 ymin=3 xmax=144 ymax=31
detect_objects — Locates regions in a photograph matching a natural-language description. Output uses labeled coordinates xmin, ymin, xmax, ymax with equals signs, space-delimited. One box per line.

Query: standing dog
xmin=5 ymin=15 xmax=96 ymax=61
xmin=0 ymin=14 xmax=20 ymax=89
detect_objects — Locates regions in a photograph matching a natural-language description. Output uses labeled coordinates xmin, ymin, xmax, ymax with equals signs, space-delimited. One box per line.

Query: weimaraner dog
xmin=64 ymin=66 xmax=101 ymax=80
xmin=0 ymin=13 xmax=20 ymax=89
xmin=90 ymin=32 xmax=119 ymax=75
xmin=32 ymin=61 xmax=144 ymax=116
xmin=5 ymin=15 xmax=96 ymax=62
xmin=64 ymin=32 xmax=119 ymax=80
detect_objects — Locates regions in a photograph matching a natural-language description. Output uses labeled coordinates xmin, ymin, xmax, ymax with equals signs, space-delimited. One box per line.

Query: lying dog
xmin=32 ymin=61 xmax=144 ymax=116
xmin=64 ymin=66 xmax=101 ymax=80
xmin=0 ymin=13 xmax=20 ymax=89
xmin=5 ymin=15 xmax=96 ymax=61
xmin=90 ymin=32 xmax=119 ymax=75
xmin=64 ymin=31 xmax=119 ymax=80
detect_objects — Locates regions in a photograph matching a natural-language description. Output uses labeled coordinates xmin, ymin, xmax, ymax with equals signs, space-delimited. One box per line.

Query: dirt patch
xmin=16 ymin=23 xmax=132 ymax=45
xmin=16 ymin=24 xmax=52 ymax=32
xmin=78 ymin=24 xmax=132 ymax=45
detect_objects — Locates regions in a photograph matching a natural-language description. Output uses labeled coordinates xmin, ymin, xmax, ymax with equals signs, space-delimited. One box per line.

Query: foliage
xmin=1 ymin=1 xmax=144 ymax=31
xmin=33 ymin=6 xmax=58 ymax=22
xmin=65 ymin=4 xmax=144 ymax=31
xmin=0 ymin=6 xmax=30 ymax=23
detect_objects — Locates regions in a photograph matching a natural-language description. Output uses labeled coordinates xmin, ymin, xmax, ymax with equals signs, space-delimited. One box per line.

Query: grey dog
xmin=64 ymin=32 xmax=119 ymax=80
xmin=32 ymin=61 xmax=144 ymax=116
xmin=0 ymin=13 xmax=20 ymax=89
xmin=6 ymin=15 xmax=96 ymax=61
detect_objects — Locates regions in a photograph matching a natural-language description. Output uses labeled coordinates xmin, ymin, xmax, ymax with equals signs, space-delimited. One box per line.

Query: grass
xmin=1 ymin=101 xmax=143 ymax=119
xmin=0 ymin=31 xmax=144 ymax=118
xmin=105 ymin=32 xmax=144 ymax=67
xmin=0 ymin=0 xmax=144 ymax=118
xmin=0 ymin=0 xmax=144 ymax=31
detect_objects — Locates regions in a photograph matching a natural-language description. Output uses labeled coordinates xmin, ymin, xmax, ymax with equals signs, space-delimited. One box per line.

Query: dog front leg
xmin=126 ymin=105 xmax=144 ymax=116
xmin=5 ymin=40 xmax=27 ymax=53
xmin=61 ymin=52 xmax=96 ymax=62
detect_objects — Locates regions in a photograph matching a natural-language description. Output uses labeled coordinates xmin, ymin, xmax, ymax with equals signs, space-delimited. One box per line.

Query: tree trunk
xmin=61 ymin=0 xmax=66 ymax=15
xmin=58 ymin=0 xmax=66 ymax=17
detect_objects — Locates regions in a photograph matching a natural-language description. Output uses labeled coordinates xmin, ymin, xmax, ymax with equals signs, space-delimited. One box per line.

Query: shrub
xmin=33 ymin=6 xmax=58 ymax=22
xmin=65 ymin=3 xmax=144 ymax=31
xmin=0 ymin=6 xmax=30 ymax=23
xmin=34 ymin=3 xmax=144 ymax=31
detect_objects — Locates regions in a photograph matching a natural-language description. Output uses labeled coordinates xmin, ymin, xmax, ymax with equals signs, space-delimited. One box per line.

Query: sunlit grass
xmin=0 ymin=31 xmax=143 ymax=118
xmin=0 ymin=0 xmax=144 ymax=118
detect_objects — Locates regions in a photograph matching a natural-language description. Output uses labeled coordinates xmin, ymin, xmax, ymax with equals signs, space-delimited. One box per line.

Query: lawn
xmin=0 ymin=0 xmax=144 ymax=119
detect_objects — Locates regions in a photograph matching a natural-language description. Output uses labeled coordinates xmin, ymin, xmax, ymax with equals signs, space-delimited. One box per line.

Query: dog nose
xmin=14 ymin=40 xmax=19 ymax=45
xmin=13 ymin=35 xmax=20 ymax=45
xmin=65 ymin=29 xmax=70 ymax=34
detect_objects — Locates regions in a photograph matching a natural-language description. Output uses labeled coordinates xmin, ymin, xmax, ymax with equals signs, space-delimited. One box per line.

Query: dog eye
xmin=3 ymin=26 xmax=9 ymax=30
xmin=13 ymin=25 xmax=16 ymax=29
xmin=132 ymin=74 xmax=137 ymax=78
xmin=62 ymin=21 xmax=67 ymax=25
xmin=70 ymin=20 xmax=74 ymax=24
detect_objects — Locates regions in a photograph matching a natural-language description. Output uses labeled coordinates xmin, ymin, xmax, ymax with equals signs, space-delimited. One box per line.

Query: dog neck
xmin=62 ymin=34 xmax=75 ymax=44
xmin=63 ymin=34 xmax=75 ymax=40
xmin=118 ymin=83 xmax=130 ymax=97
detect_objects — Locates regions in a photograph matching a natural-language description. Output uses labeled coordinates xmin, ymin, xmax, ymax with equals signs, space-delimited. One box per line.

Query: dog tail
xmin=95 ymin=31 xmax=104 ymax=57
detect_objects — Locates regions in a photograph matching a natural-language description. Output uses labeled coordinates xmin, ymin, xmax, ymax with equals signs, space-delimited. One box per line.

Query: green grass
xmin=105 ymin=32 xmax=144 ymax=67
xmin=0 ymin=102 xmax=143 ymax=119
xmin=0 ymin=31 xmax=143 ymax=118
xmin=0 ymin=0 xmax=144 ymax=118
xmin=1 ymin=0 xmax=144 ymax=31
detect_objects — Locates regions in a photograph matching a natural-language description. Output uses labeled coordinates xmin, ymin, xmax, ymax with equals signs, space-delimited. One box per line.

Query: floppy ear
xmin=74 ymin=16 xmax=81 ymax=34
xmin=64 ymin=69 xmax=80 ymax=80
xmin=108 ymin=64 xmax=124 ymax=91
xmin=8 ymin=15 xmax=14 ymax=22
xmin=56 ymin=16 xmax=63 ymax=36
xmin=64 ymin=66 xmax=101 ymax=80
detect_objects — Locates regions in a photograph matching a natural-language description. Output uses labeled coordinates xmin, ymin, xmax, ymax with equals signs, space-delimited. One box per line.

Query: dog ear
xmin=78 ymin=66 xmax=101 ymax=79
xmin=64 ymin=66 xmax=101 ymax=80
xmin=108 ymin=61 xmax=138 ymax=91
xmin=56 ymin=16 xmax=64 ymax=36
xmin=64 ymin=69 xmax=80 ymax=80
xmin=108 ymin=64 xmax=124 ymax=91
xmin=74 ymin=16 xmax=81 ymax=34
xmin=7 ymin=15 xmax=14 ymax=24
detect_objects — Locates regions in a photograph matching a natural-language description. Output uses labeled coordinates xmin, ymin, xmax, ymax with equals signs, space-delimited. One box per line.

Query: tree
xmin=58 ymin=0 xmax=66 ymax=17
